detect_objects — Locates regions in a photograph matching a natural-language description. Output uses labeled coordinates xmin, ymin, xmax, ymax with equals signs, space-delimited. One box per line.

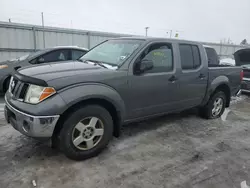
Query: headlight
xmin=0 ymin=65 xmax=8 ymax=69
xmin=25 ymin=84 xmax=56 ymax=104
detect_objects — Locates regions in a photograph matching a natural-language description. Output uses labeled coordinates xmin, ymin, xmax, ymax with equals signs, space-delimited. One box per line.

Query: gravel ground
xmin=0 ymin=95 xmax=250 ymax=188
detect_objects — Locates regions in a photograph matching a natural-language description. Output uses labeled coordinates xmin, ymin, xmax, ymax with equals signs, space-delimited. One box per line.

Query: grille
xmin=9 ymin=77 xmax=29 ymax=101
xmin=243 ymin=69 xmax=250 ymax=78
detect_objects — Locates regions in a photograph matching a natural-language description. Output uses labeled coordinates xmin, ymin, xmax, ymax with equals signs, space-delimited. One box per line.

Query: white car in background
xmin=220 ymin=57 xmax=236 ymax=66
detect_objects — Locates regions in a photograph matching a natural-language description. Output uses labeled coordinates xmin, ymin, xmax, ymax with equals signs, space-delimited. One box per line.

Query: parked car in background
xmin=234 ymin=48 xmax=250 ymax=93
xmin=203 ymin=45 xmax=220 ymax=66
xmin=5 ymin=37 xmax=242 ymax=160
xmin=0 ymin=46 xmax=88 ymax=93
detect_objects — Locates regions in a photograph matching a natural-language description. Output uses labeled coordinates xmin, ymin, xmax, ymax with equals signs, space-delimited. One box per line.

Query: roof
xmin=113 ymin=36 xmax=202 ymax=44
xmin=203 ymin=45 xmax=213 ymax=48
xmin=52 ymin=46 xmax=89 ymax=51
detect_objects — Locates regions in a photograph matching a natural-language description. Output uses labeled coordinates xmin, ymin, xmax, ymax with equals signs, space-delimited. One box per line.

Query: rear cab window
xmin=179 ymin=44 xmax=201 ymax=70
xmin=205 ymin=47 xmax=219 ymax=66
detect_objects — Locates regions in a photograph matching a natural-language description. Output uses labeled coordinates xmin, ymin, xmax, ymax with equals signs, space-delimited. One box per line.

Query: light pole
xmin=166 ymin=30 xmax=173 ymax=38
xmin=145 ymin=27 xmax=149 ymax=37
xmin=41 ymin=12 xmax=45 ymax=48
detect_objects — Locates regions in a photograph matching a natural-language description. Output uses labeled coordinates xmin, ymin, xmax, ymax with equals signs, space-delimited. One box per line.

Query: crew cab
xmin=4 ymin=37 xmax=242 ymax=160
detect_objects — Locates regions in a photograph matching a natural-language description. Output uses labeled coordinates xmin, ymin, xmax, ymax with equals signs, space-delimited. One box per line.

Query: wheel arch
xmin=202 ymin=75 xmax=231 ymax=107
xmin=213 ymin=84 xmax=231 ymax=107
xmin=53 ymin=97 xmax=123 ymax=140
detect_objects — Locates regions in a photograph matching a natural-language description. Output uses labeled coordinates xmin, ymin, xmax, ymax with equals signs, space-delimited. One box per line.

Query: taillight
xmin=240 ymin=70 xmax=244 ymax=81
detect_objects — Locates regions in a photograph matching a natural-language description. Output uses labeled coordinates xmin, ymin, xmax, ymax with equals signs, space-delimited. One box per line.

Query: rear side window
xmin=192 ymin=46 xmax=201 ymax=68
xmin=179 ymin=44 xmax=201 ymax=70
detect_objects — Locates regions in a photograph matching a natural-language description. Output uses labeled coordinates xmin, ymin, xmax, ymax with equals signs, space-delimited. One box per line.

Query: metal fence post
xmin=32 ymin=27 xmax=37 ymax=51
xmin=219 ymin=42 xmax=222 ymax=56
xmin=87 ymin=32 xmax=91 ymax=49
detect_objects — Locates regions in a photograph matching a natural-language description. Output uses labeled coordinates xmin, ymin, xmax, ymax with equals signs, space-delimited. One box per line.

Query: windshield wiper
xmin=78 ymin=59 xmax=118 ymax=69
xmin=84 ymin=59 xmax=109 ymax=69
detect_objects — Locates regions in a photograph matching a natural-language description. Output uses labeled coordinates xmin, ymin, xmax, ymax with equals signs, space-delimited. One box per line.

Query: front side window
xmin=137 ymin=43 xmax=173 ymax=73
xmin=80 ymin=39 xmax=143 ymax=66
xmin=180 ymin=44 xmax=201 ymax=70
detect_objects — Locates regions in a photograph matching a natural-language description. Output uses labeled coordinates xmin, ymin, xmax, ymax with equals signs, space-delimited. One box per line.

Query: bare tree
xmin=240 ymin=39 xmax=248 ymax=45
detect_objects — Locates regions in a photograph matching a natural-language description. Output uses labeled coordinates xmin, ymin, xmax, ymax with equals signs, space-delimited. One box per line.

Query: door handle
xmin=199 ymin=74 xmax=206 ymax=79
xmin=168 ymin=75 xmax=178 ymax=83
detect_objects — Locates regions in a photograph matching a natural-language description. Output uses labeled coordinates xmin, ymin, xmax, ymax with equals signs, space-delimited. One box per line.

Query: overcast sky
xmin=0 ymin=0 xmax=250 ymax=44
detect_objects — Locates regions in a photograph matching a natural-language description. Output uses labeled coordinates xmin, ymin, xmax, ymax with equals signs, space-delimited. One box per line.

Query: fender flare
xmin=201 ymin=76 xmax=230 ymax=106
xmin=58 ymin=83 xmax=126 ymax=122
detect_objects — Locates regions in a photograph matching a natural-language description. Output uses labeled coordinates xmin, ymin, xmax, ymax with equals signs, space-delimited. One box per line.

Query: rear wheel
xmin=200 ymin=91 xmax=226 ymax=119
xmin=59 ymin=105 xmax=113 ymax=160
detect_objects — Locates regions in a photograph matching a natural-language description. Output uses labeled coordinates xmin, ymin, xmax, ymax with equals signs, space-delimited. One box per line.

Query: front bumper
xmin=4 ymin=99 xmax=60 ymax=139
xmin=241 ymin=78 xmax=250 ymax=93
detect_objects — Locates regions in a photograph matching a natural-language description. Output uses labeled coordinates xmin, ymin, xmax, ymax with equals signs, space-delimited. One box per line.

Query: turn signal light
xmin=39 ymin=87 xmax=56 ymax=101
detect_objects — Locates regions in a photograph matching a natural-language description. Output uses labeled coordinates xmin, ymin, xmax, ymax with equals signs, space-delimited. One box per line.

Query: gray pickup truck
xmin=4 ymin=37 xmax=242 ymax=160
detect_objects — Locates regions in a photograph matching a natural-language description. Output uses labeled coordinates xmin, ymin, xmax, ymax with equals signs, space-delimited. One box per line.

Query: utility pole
xmin=41 ymin=12 xmax=45 ymax=48
xmin=145 ymin=27 xmax=149 ymax=37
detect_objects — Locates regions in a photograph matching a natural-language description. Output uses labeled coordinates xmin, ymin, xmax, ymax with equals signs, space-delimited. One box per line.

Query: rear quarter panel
xmin=208 ymin=67 xmax=242 ymax=96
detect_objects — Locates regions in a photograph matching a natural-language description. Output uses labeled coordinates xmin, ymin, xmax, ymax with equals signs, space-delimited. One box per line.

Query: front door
xmin=126 ymin=42 xmax=180 ymax=120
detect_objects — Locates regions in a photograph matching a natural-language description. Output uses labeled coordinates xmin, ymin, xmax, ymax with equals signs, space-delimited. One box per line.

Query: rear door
xmin=177 ymin=44 xmax=208 ymax=108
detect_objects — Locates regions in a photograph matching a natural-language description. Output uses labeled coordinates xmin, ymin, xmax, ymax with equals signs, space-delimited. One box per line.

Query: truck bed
xmin=208 ymin=66 xmax=242 ymax=96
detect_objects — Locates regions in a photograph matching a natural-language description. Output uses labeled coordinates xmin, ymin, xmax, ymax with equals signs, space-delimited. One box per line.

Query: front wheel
xmin=200 ymin=91 xmax=226 ymax=119
xmin=59 ymin=105 xmax=113 ymax=160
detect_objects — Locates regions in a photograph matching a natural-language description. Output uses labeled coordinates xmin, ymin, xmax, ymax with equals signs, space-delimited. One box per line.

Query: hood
xmin=0 ymin=59 xmax=18 ymax=65
xmin=234 ymin=48 xmax=250 ymax=67
xmin=18 ymin=61 xmax=110 ymax=82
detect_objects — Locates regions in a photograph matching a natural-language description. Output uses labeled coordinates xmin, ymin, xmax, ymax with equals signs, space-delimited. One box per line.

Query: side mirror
xmin=37 ymin=57 xmax=45 ymax=63
xmin=137 ymin=59 xmax=153 ymax=74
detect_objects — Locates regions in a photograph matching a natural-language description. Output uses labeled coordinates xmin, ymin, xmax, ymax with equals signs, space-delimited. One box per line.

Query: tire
xmin=59 ymin=105 xmax=113 ymax=160
xmin=200 ymin=91 xmax=226 ymax=119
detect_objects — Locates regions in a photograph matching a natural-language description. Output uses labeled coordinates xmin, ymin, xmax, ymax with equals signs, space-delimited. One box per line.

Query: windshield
xmin=80 ymin=39 xmax=143 ymax=66
xmin=8 ymin=49 xmax=49 ymax=62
